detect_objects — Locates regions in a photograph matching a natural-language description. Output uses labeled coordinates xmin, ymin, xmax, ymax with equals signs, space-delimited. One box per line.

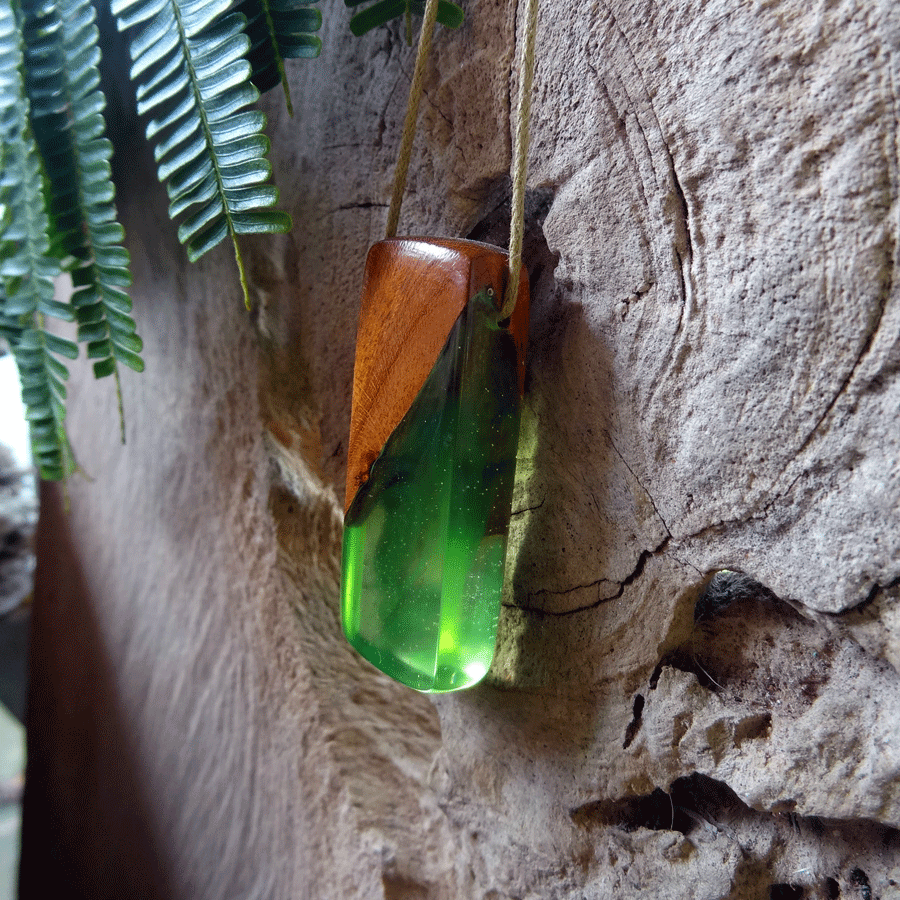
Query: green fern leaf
xmin=234 ymin=0 xmax=322 ymax=115
xmin=0 ymin=0 xmax=75 ymax=480
xmin=17 ymin=0 xmax=144 ymax=453
xmin=113 ymin=0 xmax=292 ymax=308
xmin=345 ymin=0 xmax=462 ymax=39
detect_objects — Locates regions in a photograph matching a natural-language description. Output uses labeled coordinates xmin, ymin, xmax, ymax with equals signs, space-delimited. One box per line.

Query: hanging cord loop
xmin=386 ymin=0 xmax=539 ymax=319
xmin=501 ymin=0 xmax=539 ymax=319
xmin=385 ymin=0 xmax=441 ymax=239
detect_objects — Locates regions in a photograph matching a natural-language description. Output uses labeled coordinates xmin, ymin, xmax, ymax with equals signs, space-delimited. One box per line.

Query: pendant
xmin=341 ymin=238 xmax=529 ymax=692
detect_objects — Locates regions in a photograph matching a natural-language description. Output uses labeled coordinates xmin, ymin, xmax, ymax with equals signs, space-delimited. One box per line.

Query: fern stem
xmin=261 ymin=0 xmax=293 ymax=116
xmin=233 ymin=234 xmax=251 ymax=310
xmin=114 ymin=365 xmax=126 ymax=444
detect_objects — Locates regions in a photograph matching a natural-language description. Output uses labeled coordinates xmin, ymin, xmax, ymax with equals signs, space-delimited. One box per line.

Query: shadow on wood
xmin=19 ymin=482 xmax=171 ymax=899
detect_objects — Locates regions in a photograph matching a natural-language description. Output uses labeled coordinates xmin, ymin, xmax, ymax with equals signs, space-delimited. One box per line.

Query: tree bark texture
xmin=22 ymin=1 xmax=900 ymax=898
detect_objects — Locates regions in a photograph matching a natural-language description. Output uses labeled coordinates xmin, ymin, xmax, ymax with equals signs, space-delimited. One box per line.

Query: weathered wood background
xmin=22 ymin=0 xmax=900 ymax=897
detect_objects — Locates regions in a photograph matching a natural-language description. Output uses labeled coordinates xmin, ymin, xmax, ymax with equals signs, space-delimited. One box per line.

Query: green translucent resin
xmin=341 ymin=290 xmax=521 ymax=692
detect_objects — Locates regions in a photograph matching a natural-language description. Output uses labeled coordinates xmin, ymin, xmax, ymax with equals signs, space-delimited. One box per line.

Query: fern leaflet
xmin=344 ymin=0 xmax=463 ymax=40
xmin=235 ymin=0 xmax=321 ymax=116
xmin=112 ymin=0 xmax=292 ymax=308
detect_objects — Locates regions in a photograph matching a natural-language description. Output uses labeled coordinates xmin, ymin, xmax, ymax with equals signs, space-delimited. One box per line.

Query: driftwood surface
xmin=23 ymin=1 xmax=900 ymax=898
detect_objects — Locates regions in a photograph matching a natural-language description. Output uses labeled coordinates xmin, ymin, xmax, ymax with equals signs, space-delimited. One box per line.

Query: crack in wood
xmin=507 ymin=537 xmax=669 ymax=616
xmin=608 ymin=437 xmax=672 ymax=537
xmin=332 ymin=202 xmax=390 ymax=212
xmin=511 ymin=497 xmax=545 ymax=517
xmin=860 ymin=574 xmax=900 ymax=607
xmin=787 ymin=285 xmax=891 ymax=472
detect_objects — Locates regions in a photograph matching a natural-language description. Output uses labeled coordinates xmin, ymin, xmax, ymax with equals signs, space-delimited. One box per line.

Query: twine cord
xmin=385 ymin=0 xmax=441 ymax=239
xmin=501 ymin=0 xmax=538 ymax=319
xmin=386 ymin=0 xmax=539 ymax=321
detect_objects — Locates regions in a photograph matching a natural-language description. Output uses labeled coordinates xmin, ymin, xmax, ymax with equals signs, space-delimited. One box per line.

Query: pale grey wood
xmin=34 ymin=0 xmax=900 ymax=897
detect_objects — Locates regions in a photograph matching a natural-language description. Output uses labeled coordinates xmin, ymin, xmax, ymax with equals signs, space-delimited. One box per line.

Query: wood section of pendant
xmin=345 ymin=237 xmax=529 ymax=513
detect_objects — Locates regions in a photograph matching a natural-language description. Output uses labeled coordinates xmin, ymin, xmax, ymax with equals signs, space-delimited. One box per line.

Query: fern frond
xmin=344 ymin=0 xmax=462 ymax=40
xmin=0 ymin=0 xmax=76 ymax=480
xmin=18 ymin=0 xmax=144 ymax=440
xmin=113 ymin=0 xmax=292 ymax=308
xmin=234 ymin=0 xmax=322 ymax=115
xmin=19 ymin=0 xmax=78 ymax=260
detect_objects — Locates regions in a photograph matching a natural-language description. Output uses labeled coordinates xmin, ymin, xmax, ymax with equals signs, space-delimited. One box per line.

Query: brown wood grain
xmin=345 ymin=237 xmax=529 ymax=513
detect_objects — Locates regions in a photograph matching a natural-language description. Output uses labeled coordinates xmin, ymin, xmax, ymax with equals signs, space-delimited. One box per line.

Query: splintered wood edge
xmin=344 ymin=237 xmax=530 ymax=513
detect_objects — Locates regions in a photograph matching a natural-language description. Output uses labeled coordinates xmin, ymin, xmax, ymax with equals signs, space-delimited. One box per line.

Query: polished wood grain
xmin=345 ymin=238 xmax=530 ymax=513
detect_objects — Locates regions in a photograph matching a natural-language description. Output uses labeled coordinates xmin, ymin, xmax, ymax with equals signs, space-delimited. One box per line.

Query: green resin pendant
xmin=341 ymin=240 xmax=526 ymax=692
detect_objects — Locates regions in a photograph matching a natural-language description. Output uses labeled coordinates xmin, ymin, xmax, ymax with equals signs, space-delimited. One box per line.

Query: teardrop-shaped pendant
xmin=341 ymin=238 xmax=529 ymax=691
